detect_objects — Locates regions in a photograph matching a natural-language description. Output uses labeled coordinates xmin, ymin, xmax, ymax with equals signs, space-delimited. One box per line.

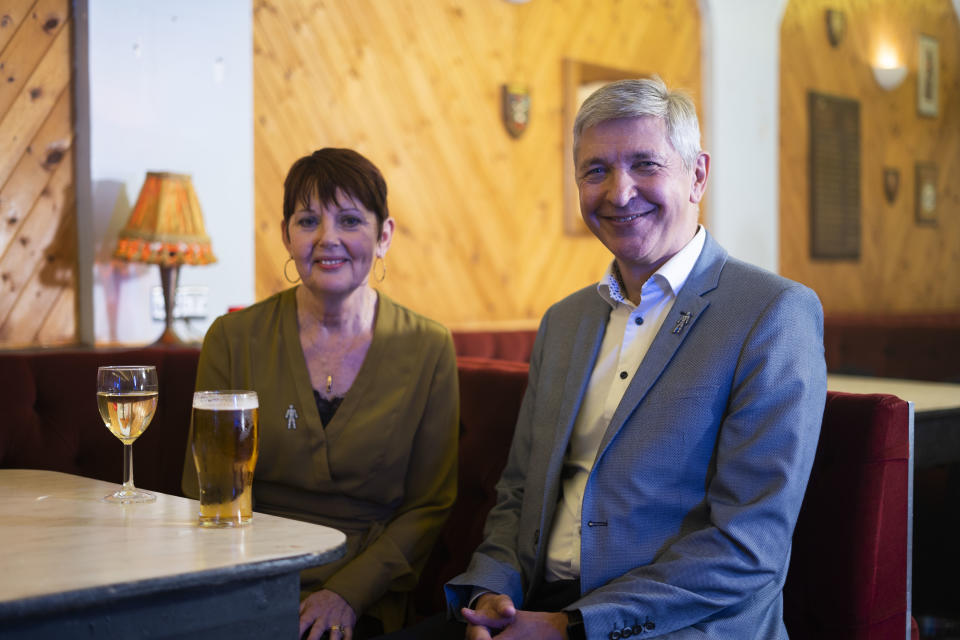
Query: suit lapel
xmin=597 ymin=234 xmax=728 ymax=457
xmin=548 ymin=295 xmax=610 ymax=466
xmin=530 ymin=293 xmax=609 ymax=586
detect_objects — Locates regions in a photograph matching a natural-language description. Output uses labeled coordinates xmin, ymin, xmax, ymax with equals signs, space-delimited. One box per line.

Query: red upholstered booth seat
xmin=451 ymin=314 xmax=960 ymax=382
xmin=409 ymin=359 xmax=917 ymax=636
xmin=0 ymin=347 xmax=199 ymax=497
xmin=412 ymin=356 xmax=530 ymax=617
xmin=784 ymin=392 xmax=915 ymax=639
xmin=823 ymin=312 xmax=960 ymax=382
xmin=0 ymin=348 xmax=916 ymax=637
xmin=451 ymin=329 xmax=536 ymax=363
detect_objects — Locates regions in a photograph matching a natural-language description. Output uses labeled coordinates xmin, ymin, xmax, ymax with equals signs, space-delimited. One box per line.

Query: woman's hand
xmin=299 ymin=589 xmax=357 ymax=640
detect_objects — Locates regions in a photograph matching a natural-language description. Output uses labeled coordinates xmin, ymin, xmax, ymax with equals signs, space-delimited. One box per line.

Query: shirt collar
xmin=597 ymin=225 xmax=706 ymax=308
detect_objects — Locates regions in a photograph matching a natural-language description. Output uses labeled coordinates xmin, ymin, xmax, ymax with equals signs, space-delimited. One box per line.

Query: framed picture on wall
xmin=917 ymin=34 xmax=939 ymax=117
xmin=808 ymin=92 xmax=861 ymax=260
xmin=562 ymin=59 xmax=646 ymax=235
xmin=915 ymin=163 xmax=938 ymax=225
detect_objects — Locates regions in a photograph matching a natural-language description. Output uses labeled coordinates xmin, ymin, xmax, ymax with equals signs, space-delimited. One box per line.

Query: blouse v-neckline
xmin=282 ymin=287 xmax=389 ymax=438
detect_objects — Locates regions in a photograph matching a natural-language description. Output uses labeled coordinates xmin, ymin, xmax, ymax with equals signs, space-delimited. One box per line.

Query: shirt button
xmin=635 ymin=316 xmax=644 ymax=325
xmin=619 ymin=371 xmax=628 ymax=379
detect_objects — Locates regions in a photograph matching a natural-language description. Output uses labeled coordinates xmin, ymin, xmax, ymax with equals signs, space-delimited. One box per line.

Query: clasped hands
xmin=461 ymin=593 xmax=569 ymax=640
xmin=299 ymin=589 xmax=357 ymax=640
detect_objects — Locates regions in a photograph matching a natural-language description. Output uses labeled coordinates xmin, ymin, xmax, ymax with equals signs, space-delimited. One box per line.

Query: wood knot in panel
xmin=43 ymin=147 xmax=64 ymax=169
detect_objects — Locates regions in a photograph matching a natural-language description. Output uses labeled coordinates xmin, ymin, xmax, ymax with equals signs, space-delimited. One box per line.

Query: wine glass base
xmin=103 ymin=488 xmax=156 ymax=504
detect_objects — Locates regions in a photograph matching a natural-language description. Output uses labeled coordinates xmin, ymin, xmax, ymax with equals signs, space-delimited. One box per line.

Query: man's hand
xmin=299 ymin=589 xmax=357 ymax=640
xmin=462 ymin=593 xmax=516 ymax=639
xmin=462 ymin=594 xmax=568 ymax=640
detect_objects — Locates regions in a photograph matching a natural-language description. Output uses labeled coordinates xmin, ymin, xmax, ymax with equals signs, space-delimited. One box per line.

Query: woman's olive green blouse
xmin=181 ymin=288 xmax=459 ymax=631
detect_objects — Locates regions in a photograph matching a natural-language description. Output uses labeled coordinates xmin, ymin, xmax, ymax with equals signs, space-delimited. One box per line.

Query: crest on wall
xmin=501 ymin=84 xmax=530 ymax=139
xmin=825 ymin=9 xmax=846 ymax=48
xmin=883 ymin=168 xmax=900 ymax=204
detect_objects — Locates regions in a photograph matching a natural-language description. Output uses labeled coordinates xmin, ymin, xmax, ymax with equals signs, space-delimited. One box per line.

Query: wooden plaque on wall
xmin=808 ymin=92 xmax=861 ymax=260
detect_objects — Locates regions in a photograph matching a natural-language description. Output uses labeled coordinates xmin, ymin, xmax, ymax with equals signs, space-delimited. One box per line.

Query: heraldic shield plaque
xmin=883 ymin=167 xmax=899 ymax=204
xmin=501 ymin=84 xmax=530 ymax=138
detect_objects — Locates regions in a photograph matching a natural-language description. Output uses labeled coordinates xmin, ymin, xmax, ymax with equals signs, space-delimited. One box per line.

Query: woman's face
xmin=282 ymin=188 xmax=393 ymax=299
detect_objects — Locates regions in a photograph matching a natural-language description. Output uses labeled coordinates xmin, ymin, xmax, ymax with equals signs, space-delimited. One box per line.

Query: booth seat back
xmin=411 ymin=356 xmax=529 ymax=616
xmin=1 ymin=348 xmax=914 ymax=637
xmin=0 ymin=347 xmax=198 ymax=497
xmin=784 ymin=391 xmax=914 ymax=640
xmin=412 ymin=366 xmax=915 ymax=638
xmin=823 ymin=313 xmax=960 ymax=382
xmin=451 ymin=330 xmax=536 ymax=363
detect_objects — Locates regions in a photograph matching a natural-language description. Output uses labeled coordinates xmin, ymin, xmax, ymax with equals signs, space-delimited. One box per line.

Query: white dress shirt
xmin=544 ymin=226 xmax=707 ymax=581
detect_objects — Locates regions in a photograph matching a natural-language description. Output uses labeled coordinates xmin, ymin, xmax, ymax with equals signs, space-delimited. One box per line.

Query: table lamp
xmin=113 ymin=172 xmax=216 ymax=345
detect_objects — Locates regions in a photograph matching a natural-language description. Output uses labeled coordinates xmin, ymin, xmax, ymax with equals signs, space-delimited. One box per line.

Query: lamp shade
xmin=114 ymin=172 xmax=216 ymax=266
xmin=872 ymin=65 xmax=907 ymax=91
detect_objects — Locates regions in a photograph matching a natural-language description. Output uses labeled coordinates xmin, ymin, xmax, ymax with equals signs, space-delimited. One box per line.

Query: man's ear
xmin=689 ymin=151 xmax=710 ymax=204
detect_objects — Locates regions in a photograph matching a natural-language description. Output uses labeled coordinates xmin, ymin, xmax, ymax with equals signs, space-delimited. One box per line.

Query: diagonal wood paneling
xmin=0 ymin=0 xmax=76 ymax=347
xmin=253 ymin=0 xmax=701 ymax=328
xmin=780 ymin=0 xmax=960 ymax=313
xmin=0 ymin=1 xmax=33 ymax=59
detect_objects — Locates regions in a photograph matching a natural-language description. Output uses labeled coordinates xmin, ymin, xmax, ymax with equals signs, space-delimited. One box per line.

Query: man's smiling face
xmin=576 ymin=116 xmax=708 ymax=288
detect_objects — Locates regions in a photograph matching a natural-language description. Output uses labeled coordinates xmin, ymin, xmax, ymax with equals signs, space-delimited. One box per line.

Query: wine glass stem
xmin=122 ymin=443 xmax=135 ymax=491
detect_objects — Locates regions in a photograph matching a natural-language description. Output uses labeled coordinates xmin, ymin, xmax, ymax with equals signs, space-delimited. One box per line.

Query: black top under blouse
xmin=313 ymin=390 xmax=344 ymax=427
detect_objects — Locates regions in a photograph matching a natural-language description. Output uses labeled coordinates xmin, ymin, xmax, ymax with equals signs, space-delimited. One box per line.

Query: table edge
xmin=0 ymin=545 xmax=345 ymax=622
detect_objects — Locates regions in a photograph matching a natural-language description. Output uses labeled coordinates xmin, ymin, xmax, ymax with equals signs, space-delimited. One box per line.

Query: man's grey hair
xmin=573 ymin=76 xmax=702 ymax=171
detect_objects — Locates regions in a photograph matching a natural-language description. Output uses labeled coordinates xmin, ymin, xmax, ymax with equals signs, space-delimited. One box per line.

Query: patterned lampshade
xmin=114 ymin=172 xmax=216 ymax=266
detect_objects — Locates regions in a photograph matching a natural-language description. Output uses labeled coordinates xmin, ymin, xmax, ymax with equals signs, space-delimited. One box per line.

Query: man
xmin=396 ymin=76 xmax=826 ymax=640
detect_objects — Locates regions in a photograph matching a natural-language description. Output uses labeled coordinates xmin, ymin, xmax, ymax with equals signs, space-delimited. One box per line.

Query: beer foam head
xmin=193 ymin=390 xmax=259 ymax=410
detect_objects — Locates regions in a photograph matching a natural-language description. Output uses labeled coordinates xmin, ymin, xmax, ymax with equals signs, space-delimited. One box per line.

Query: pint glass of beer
xmin=191 ymin=390 xmax=259 ymax=527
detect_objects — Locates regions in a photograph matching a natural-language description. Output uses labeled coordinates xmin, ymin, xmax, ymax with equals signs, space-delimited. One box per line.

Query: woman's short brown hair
xmin=283 ymin=148 xmax=389 ymax=232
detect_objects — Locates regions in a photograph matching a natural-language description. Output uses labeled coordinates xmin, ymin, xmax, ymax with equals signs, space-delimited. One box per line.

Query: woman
xmin=182 ymin=148 xmax=459 ymax=640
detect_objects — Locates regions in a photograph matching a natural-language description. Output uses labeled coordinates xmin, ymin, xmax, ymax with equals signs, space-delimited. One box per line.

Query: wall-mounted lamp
xmin=872 ymin=45 xmax=907 ymax=91
xmin=873 ymin=65 xmax=907 ymax=91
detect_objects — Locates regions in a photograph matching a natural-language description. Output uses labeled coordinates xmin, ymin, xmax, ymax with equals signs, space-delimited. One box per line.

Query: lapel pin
xmin=672 ymin=311 xmax=692 ymax=334
xmin=285 ymin=404 xmax=299 ymax=430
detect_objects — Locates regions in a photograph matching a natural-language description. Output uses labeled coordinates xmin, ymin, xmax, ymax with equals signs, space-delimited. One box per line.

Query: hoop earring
xmin=373 ymin=256 xmax=386 ymax=283
xmin=283 ymin=257 xmax=301 ymax=284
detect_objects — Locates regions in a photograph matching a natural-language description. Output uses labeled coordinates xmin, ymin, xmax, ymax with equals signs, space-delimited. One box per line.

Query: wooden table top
xmin=0 ymin=469 xmax=346 ymax=617
xmin=827 ymin=374 xmax=960 ymax=413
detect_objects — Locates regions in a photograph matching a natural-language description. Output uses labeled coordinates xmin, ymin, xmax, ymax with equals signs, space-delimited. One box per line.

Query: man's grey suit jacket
xmin=446 ymin=233 xmax=827 ymax=639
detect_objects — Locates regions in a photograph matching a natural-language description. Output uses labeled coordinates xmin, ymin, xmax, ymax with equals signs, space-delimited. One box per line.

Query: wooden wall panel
xmin=0 ymin=0 xmax=76 ymax=347
xmin=254 ymin=0 xmax=701 ymax=328
xmin=780 ymin=0 xmax=960 ymax=313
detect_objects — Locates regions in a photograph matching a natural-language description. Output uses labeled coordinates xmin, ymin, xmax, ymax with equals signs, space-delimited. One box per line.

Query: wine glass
xmin=97 ymin=365 xmax=159 ymax=503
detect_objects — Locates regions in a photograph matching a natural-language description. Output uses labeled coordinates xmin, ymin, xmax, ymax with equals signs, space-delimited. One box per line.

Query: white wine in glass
xmin=97 ymin=365 xmax=159 ymax=503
